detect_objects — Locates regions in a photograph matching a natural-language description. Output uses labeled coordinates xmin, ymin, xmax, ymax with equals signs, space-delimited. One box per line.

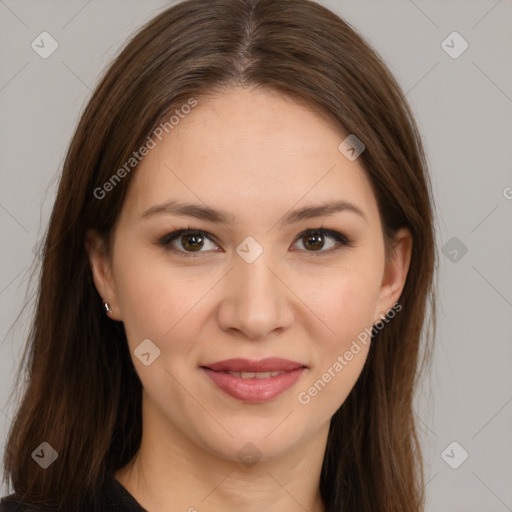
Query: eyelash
xmin=157 ymin=226 xmax=355 ymax=258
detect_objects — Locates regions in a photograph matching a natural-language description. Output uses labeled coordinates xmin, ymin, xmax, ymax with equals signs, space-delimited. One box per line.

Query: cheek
xmin=294 ymin=260 xmax=382 ymax=348
xmin=291 ymin=257 xmax=381 ymax=412
xmin=294 ymin=272 xmax=376 ymax=418
xmin=112 ymin=241 xmax=215 ymax=338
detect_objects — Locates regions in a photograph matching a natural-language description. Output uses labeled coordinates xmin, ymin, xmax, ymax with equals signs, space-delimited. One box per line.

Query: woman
xmin=1 ymin=0 xmax=437 ymax=510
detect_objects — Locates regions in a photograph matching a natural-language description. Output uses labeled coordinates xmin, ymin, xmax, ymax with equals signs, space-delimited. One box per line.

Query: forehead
xmin=120 ymin=87 xmax=380 ymax=228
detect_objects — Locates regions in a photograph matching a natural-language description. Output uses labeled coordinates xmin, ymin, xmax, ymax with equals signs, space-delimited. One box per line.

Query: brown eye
xmin=159 ymin=229 xmax=219 ymax=257
xmin=292 ymin=228 xmax=353 ymax=255
xmin=181 ymin=233 xmax=205 ymax=252
xmin=302 ymin=232 xmax=326 ymax=251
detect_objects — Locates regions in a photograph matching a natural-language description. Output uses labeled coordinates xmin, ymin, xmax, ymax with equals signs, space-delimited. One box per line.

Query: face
xmin=87 ymin=86 xmax=411 ymax=464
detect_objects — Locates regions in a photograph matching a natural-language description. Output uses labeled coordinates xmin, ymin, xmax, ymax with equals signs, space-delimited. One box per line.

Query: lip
xmin=200 ymin=358 xmax=307 ymax=403
xmin=201 ymin=367 xmax=306 ymax=403
xmin=202 ymin=357 xmax=306 ymax=372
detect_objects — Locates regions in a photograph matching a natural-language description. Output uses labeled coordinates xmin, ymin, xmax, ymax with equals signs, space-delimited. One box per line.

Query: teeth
xmin=226 ymin=370 xmax=285 ymax=378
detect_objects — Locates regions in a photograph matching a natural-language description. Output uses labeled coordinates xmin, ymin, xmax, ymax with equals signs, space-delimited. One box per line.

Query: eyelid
xmin=294 ymin=227 xmax=354 ymax=250
xmin=157 ymin=227 xmax=354 ymax=257
xmin=157 ymin=229 xmax=219 ymax=257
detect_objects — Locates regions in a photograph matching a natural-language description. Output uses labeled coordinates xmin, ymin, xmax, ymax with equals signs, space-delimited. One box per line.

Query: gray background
xmin=1 ymin=0 xmax=511 ymax=510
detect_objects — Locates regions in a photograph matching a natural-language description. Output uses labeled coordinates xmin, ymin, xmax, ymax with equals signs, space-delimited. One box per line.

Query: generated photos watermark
xmin=297 ymin=301 xmax=402 ymax=405
xmin=93 ymin=97 xmax=198 ymax=200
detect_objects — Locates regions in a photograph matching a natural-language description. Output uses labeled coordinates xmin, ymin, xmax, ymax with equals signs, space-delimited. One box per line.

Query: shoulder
xmin=0 ymin=475 xmax=146 ymax=511
xmin=0 ymin=496 xmax=50 ymax=511
xmin=0 ymin=493 xmax=64 ymax=512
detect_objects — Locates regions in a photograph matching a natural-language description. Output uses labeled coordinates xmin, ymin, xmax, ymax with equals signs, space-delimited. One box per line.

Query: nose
xmin=216 ymin=251 xmax=295 ymax=340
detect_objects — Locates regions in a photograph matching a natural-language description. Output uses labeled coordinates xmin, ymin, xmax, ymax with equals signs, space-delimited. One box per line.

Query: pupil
xmin=305 ymin=233 xmax=323 ymax=251
xmin=183 ymin=234 xmax=203 ymax=251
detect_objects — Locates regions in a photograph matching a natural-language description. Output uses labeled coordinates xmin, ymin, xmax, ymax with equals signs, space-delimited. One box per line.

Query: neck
xmin=114 ymin=403 xmax=328 ymax=512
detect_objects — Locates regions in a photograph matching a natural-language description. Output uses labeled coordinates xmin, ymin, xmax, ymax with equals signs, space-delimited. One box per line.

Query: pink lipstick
xmin=201 ymin=357 xmax=307 ymax=403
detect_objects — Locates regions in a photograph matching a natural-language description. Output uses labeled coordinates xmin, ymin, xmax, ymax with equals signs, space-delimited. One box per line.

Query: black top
xmin=0 ymin=475 xmax=147 ymax=512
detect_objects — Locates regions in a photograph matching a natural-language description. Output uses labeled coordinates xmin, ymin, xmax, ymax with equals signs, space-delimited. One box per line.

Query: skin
xmin=86 ymin=86 xmax=412 ymax=512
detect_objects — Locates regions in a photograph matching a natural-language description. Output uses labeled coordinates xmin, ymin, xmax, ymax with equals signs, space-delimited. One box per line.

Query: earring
xmin=374 ymin=313 xmax=386 ymax=326
xmin=104 ymin=302 xmax=112 ymax=314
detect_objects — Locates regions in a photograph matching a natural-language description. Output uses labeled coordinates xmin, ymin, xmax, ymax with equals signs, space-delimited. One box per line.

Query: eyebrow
xmin=140 ymin=199 xmax=367 ymax=225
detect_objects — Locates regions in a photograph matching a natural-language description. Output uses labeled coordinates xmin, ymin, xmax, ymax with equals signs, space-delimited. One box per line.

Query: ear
xmin=85 ymin=229 xmax=122 ymax=321
xmin=373 ymin=227 xmax=412 ymax=323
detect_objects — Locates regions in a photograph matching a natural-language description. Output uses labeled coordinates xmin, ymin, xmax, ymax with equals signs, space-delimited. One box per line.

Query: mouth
xmin=209 ymin=369 xmax=288 ymax=379
xmin=201 ymin=357 xmax=306 ymax=373
xmin=200 ymin=358 xmax=307 ymax=403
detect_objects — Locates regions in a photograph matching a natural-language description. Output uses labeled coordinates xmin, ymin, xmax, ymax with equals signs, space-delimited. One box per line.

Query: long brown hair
xmin=2 ymin=0 xmax=437 ymax=510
